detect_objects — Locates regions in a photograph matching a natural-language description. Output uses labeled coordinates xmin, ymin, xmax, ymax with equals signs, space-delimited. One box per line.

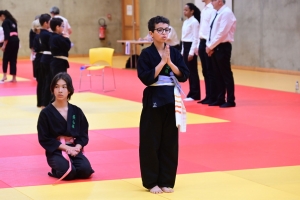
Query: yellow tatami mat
xmin=1 ymin=166 xmax=299 ymax=200
xmin=0 ymin=74 xmax=29 ymax=82
xmin=232 ymin=69 xmax=300 ymax=92
xmin=0 ymin=92 xmax=227 ymax=136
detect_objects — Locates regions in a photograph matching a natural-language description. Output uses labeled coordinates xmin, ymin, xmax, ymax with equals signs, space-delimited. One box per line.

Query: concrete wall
xmin=139 ymin=0 xmax=300 ymax=72
xmin=1 ymin=0 xmax=299 ymax=71
xmin=139 ymin=0 xmax=189 ymax=40
xmin=233 ymin=0 xmax=300 ymax=71
xmin=0 ymin=0 xmax=123 ymax=57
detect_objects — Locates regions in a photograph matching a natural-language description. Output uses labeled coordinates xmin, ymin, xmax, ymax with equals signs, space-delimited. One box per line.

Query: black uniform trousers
xmin=46 ymin=147 xmax=94 ymax=180
xmin=50 ymin=58 xmax=69 ymax=77
xmin=198 ymin=39 xmax=217 ymax=102
xmin=40 ymin=62 xmax=53 ymax=107
xmin=32 ymin=61 xmax=36 ymax=78
xmin=182 ymin=42 xmax=200 ymax=100
xmin=139 ymin=103 xmax=178 ymax=189
xmin=34 ymin=54 xmax=43 ymax=107
xmin=211 ymin=42 xmax=235 ymax=103
xmin=2 ymin=39 xmax=19 ymax=75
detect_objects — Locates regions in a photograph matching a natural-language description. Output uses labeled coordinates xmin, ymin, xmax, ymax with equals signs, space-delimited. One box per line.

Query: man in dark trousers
xmin=206 ymin=0 xmax=236 ymax=108
xmin=196 ymin=0 xmax=218 ymax=105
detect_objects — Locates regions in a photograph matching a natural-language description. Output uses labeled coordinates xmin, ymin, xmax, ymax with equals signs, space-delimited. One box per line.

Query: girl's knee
xmin=55 ymin=166 xmax=77 ymax=180
xmin=63 ymin=169 xmax=77 ymax=180
xmin=76 ymin=165 xmax=94 ymax=179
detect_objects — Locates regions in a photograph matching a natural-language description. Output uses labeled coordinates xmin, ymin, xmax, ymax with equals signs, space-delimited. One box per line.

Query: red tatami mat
xmin=0 ymin=123 xmax=300 ymax=188
xmin=0 ymin=60 xmax=300 ymax=188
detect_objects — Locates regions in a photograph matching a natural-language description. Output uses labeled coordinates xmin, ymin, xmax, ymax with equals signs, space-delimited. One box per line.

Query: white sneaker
xmin=183 ymin=97 xmax=195 ymax=101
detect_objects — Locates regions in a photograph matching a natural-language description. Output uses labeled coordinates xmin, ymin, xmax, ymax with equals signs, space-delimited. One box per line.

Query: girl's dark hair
xmin=186 ymin=3 xmax=201 ymax=23
xmin=39 ymin=13 xmax=51 ymax=26
xmin=50 ymin=17 xmax=63 ymax=32
xmin=0 ymin=10 xmax=17 ymax=24
xmin=50 ymin=72 xmax=74 ymax=101
xmin=148 ymin=16 xmax=170 ymax=32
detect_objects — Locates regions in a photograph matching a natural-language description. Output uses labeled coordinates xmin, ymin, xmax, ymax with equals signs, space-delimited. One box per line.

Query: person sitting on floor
xmin=37 ymin=72 xmax=94 ymax=181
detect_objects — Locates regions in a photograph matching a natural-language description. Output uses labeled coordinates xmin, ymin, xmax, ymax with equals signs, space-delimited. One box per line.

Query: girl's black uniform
xmin=2 ymin=18 xmax=19 ymax=75
xmin=37 ymin=103 xmax=94 ymax=180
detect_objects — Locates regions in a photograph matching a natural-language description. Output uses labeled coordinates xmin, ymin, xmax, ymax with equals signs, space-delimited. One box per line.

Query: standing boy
xmin=137 ymin=16 xmax=189 ymax=194
xmin=32 ymin=19 xmax=43 ymax=107
xmin=49 ymin=17 xmax=71 ymax=77
xmin=39 ymin=13 xmax=53 ymax=107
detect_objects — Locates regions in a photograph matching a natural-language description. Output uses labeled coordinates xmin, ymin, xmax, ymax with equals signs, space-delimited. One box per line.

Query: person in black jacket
xmin=137 ymin=16 xmax=189 ymax=194
xmin=49 ymin=17 xmax=71 ymax=77
xmin=29 ymin=15 xmax=40 ymax=78
xmin=37 ymin=72 xmax=94 ymax=181
xmin=39 ymin=13 xmax=53 ymax=107
xmin=32 ymin=19 xmax=43 ymax=107
xmin=0 ymin=10 xmax=19 ymax=83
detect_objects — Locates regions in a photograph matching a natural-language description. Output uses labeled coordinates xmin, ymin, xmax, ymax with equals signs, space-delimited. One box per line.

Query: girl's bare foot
xmin=160 ymin=187 xmax=174 ymax=193
xmin=10 ymin=75 xmax=16 ymax=82
xmin=1 ymin=76 xmax=7 ymax=82
xmin=149 ymin=186 xmax=163 ymax=194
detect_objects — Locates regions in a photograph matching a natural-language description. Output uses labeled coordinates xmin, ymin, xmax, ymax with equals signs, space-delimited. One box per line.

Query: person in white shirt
xmin=196 ymin=0 xmax=218 ymax=105
xmin=140 ymin=25 xmax=181 ymax=51
xmin=206 ymin=0 xmax=236 ymax=108
xmin=181 ymin=3 xmax=201 ymax=101
xmin=50 ymin=6 xmax=72 ymax=38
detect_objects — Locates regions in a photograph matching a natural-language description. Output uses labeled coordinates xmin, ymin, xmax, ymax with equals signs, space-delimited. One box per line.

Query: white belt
xmin=150 ymin=75 xmax=174 ymax=86
xmin=43 ymin=51 xmax=52 ymax=55
xmin=151 ymin=82 xmax=174 ymax=86
xmin=150 ymin=75 xmax=186 ymax=132
xmin=54 ymin=56 xmax=68 ymax=61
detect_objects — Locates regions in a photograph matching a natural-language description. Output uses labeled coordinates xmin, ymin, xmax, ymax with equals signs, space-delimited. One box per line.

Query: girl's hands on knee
xmin=66 ymin=147 xmax=80 ymax=157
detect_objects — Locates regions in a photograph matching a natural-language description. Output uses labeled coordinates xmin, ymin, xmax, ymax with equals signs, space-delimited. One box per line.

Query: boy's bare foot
xmin=149 ymin=186 xmax=163 ymax=194
xmin=160 ymin=187 xmax=174 ymax=193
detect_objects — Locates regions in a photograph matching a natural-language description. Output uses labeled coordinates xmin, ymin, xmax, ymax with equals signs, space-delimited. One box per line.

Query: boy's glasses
xmin=154 ymin=28 xmax=171 ymax=34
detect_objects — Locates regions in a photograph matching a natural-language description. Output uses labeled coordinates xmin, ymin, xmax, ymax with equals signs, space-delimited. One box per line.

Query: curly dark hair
xmin=148 ymin=16 xmax=170 ymax=32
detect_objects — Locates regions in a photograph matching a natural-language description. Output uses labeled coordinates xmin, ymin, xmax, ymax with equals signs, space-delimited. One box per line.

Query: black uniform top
xmin=37 ymin=103 xmax=89 ymax=153
xmin=33 ymin=34 xmax=41 ymax=53
xmin=2 ymin=18 xmax=19 ymax=42
xmin=49 ymin=33 xmax=71 ymax=57
xmin=39 ymin=29 xmax=53 ymax=63
xmin=137 ymin=43 xmax=189 ymax=108
xmin=29 ymin=29 xmax=36 ymax=49
xmin=33 ymin=34 xmax=42 ymax=61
